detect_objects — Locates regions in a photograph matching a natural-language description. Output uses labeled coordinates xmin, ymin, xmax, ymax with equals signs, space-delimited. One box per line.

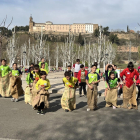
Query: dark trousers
xmin=137 ymin=85 xmax=140 ymax=100
xmin=79 ymin=82 xmax=86 ymax=95
xmin=38 ymin=102 xmax=44 ymax=111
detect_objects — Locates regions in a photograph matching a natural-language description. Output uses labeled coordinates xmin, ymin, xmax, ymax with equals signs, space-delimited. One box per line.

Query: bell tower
xmin=29 ymin=15 xmax=33 ymax=33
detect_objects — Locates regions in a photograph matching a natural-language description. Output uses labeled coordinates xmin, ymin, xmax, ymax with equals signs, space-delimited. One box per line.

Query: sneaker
xmin=79 ymin=95 xmax=82 ymax=97
xmin=15 ymin=99 xmax=19 ymax=102
xmin=40 ymin=110 xmax=44 ymax=115
xmin=37 ymin=111 xmax=41 ymax=114
xmin=87 ymin=108 xmax=90 ymax=111
xmin=11 ymin=98 xmax=15 ymax=102
xmin=65 ymin=109 xmax=69 ymax=112
xmin=84 ymin=95 xmax=87 ymax=98
xmin=113 ymin=106 xmax=116 ymax=109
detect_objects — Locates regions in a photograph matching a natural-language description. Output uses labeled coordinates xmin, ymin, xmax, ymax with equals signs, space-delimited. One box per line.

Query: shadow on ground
xmin=16 ymin=107 xmax=140 ymax=140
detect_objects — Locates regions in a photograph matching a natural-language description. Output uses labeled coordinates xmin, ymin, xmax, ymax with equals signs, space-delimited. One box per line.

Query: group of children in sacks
xmin=62 ymin=63 xmax=121 ymax=112
xmin=63 ymin=61 xmax=140 ymax=111
xmin=1 ymin=58 xmax=139 ymax=115
xmin=24 ymin=62 xmax=140 ymax=114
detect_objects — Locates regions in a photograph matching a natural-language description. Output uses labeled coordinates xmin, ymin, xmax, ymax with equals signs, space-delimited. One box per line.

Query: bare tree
xmin=0 ymin=16 xmax=13 ymax=60
xmin=6 ymin=26 xmax=19 ymax=67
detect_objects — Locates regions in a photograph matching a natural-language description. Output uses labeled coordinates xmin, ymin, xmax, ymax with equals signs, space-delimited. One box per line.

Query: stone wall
xmin=114 ymin=32 xmax=136 ymax=40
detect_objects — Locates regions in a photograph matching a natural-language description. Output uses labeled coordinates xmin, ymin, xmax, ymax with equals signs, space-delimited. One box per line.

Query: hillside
xmin=1 ymin=31 xmax=140 ymax=68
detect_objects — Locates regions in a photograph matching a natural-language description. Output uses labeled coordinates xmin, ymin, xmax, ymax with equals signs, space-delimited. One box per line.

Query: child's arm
xmin=8 ymin=66 xmax=12 ymax=72
xmin=107 ymin=83 xmax=110 ymax=89
xmin=45 ymin=80 xmax=51 ymax=90
xmin=35 ymin=80 xmax=40 ymax=90
xmin=86 ymin=79 xmax=93 ymax=89
xmin=45 ymin=63 xmax=49 ymax=73
xmin=62 ymin=80 xmax=65 ymax=86
xmin=105 ymin=64 xmax=109 ymax=71
xmin=26 ymin=73 xmax=31 ymax=85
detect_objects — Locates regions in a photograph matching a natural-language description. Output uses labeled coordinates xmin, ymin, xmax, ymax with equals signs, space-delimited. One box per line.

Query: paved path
xmin=0 ymin=72 xmax=140 ymax=140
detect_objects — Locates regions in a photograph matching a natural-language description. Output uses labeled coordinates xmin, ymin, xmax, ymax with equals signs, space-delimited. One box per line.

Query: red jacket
xmin=120 ymin=68 xmax=139 ymax=88
xmin=77 ymin=70 xmax=88 ymax=83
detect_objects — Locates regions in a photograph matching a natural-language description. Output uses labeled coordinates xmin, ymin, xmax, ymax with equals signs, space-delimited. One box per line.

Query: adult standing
xmin=73 ymin=59 xmax=81 ymax=78
xmin=39 ymin=58 xmax=49 ymax=73
xmin=120 ymin=62 xmax=139 ymax=109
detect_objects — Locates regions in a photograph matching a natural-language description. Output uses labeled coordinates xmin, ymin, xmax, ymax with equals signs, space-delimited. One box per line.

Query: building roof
xmin=35 ymin=23 xmax=46 ymax=25
xmin=73 ymin=23 xmax=85 ymax=24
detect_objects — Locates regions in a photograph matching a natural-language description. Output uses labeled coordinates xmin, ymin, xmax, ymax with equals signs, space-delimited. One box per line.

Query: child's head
xmin=34 ymin=64 xmax=40 ymax=73
xmin=41 ymin=62 xmax=45 ymax=69
xmin=64 ymin=71 xmax=71 ymax=80
xmin=91 ymin=65 xmax=97 ymax=73
xmin=30 ymin=63 xmax=34 ymax=68
xmin=29 ymin=67 xmax=34 ymax=72
xmin=107 ymin=65 xmax=113 ymax=71
xmin=76 ymin=59 xmax=80 ymax=64
xmin=127 ymin=62 xmax=134 ymax=71
xmin=41 ymin=58 xmax=45 ymax=63
xmin=109 ymin=72 xmax=115 ymax=80
xmin=114 ymin=65 xmax=117 ymax=70
xmin=80 ymin=64 xmax=85 ymax=71
xmin=40 ymin=71 xmax=47 ymax=80
xmin=138 ymin=69 xmax=140 ymax=74
xmin=1 ymin=59 xmax=6 ymax=66
xmin=13 ymin=63 xmax=17 ymax=70
xmin=67 ymin=65 xmax=71 ymax=71
xmin=94 ymin=62 xmax=98 ymax=67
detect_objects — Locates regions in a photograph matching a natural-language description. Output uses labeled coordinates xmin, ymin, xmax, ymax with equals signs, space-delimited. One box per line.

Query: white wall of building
xmin=85 ymin=24 xmax=93 ymax=33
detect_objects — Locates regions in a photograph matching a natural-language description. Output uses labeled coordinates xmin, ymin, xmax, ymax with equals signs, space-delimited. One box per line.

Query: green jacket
xmin=39 ymin=62 xmax=49 ymax=73
xmin=26 ymin=73 xmax=33 ymax=85
xmin=96 ymin=68 xmax=100 ymax=74
xmin=108 ymin=78 xmax=118 ymax=88
xmin=0 ymin=65 xmax=11 ymax=77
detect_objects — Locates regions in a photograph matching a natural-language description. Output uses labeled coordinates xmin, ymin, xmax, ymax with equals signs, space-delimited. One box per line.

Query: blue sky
xmin=0 ymin=0 xmax=139 ymax=31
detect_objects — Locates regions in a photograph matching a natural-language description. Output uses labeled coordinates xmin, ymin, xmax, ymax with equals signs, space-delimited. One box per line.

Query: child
xmin=105 ymin=64 xmax=118 ymax=98
xmin=25 ymin=67 xmax=34 ymax=105
xmin=77 ymin=64 xmax=88 ymax=97
xmin=40 ymin=62 xmax=48 ymax=74
xmin=73 ymin=59 xmax=81 ymax=78
xmin=120 ymin=62 xmax=139 ymax=109
xmin=31 ymin=65 xmax=41 ymax=100
xmin=10 ymin=63 xmax=23 ymax=102
xmin=11 ymin=63 xmax=22 ymax=77
xmin=31 ymin=64 xmax=40 ymax=84
xmin=26 ymin=67 xmax=34 ymax=86
xmin=61 ymin=71 xmax=78 ymax=112
xmin=32 ymin=71 xmax=50 ymax=115
xmin=86 ymin=65 xmax=100 ymax=111
xmin=135 ymin=68 xmax=140 ymax=101
xmin=39 ymin=58 xmax=49 ymax=73
xmin=0 ymin=59 xmax=11 ymax=97
xmin=106 ymin=72 xmax=120 ymax=109
xmin=27 ymin=63 xmax=34 ymax=73
xmin=65 ymin=65 xmax=73 ymax=77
